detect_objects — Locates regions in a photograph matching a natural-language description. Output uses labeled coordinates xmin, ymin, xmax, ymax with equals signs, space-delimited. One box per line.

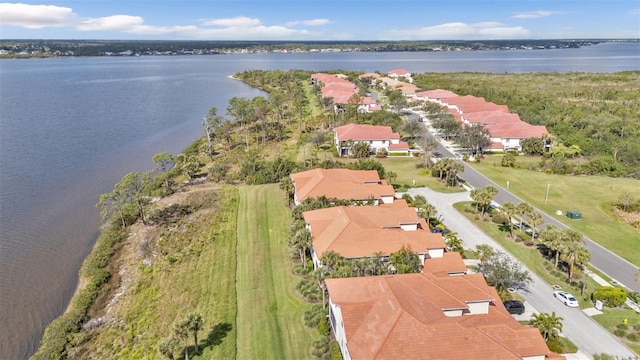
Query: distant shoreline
xmin=3 ymin=38 xmax=637 ymax=59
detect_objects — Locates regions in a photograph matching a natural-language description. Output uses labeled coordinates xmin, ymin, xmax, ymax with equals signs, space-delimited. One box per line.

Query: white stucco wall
xmin=329 ymin=301 xmax=351 ymax=360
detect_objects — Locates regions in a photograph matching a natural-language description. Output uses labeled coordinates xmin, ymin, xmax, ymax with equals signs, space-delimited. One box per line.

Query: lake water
xmin=1 ymin=41 xmax=639 ymax=359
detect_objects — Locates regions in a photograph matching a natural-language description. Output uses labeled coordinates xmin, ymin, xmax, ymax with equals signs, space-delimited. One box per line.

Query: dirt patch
xmin=613 ymin=208 xmax=640 ymax=231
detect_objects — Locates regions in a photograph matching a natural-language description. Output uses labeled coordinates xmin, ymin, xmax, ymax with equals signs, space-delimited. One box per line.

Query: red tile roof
xmin=415 ymin=89 xmax=458 ymax=99
xmin=334 ymin=123 xmax=401 ymax=141
xmin=303 ymin=204 xmax=445 ymax=260
xmin=464 ymin=110 xmax=522 ymax=125
xmin=326 ymin=273 xmax=561 ymax=360
xmin=388 ymin=69 xmax=410 ymax=75
xmin=485 ymin=121 xmax=549 ymax=139
xmin=422 ymin=252 xmax=467 ymax=276
xmin=290 ymin=168 xmax=395 ymax=203
xmin=388 ymin=141 xmax=410 ymax=151
xmin=445 ymin=95 xmax=509 ymax=114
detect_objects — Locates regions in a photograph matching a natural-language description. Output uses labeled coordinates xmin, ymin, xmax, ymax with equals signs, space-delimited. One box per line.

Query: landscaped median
xmin=453 ymin=201 xmax=640 ymax=355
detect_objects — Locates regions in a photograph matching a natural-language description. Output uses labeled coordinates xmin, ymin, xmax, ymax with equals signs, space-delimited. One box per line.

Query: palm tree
xmin=529 ymin=312 xmax=563 ymax=341
xmin=539 ymin=225 xmax=564 ymax=268
xmin=279 ymin=176 xmax=294 ymax=207
xmin=516 ymin=202 xmax=533 ymax=234
xmin=313 ymin=268 xmax=330 ymax=308
xmin=422 ymin=203 xmax=437 ymax=223
xmin=561 ymin=241 xmax=591 ymax=282
xmin=502 ymin=202 xmax=517 ymax=238
xmin=158 ymin=336 xmax=178 ymax=360
xmin=445 ymin=161 xmax=464 ymax=187
xmin=412 ymin=195 xmax=427 ymax=217
xmin=528 ymin=211 xmax=544 ymax=239
xmin=289 ymin=228 xmax=312 ymax=268
xmin=321 ymin=250 xmax=345 ymax=271
xmin=445 ymin=232 xmax=464 ymax=254
xmin=173 ymin=318 xmax=191 ymax=360
xmin=185 ymin=312 xmax=204 ymax=354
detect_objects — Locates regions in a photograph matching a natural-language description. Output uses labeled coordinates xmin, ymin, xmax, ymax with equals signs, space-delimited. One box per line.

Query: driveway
xmin=407 ymin=187 xmax=637 ymax=358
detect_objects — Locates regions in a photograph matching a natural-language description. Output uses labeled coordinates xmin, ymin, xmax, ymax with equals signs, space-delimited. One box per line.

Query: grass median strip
xmin=236 ymin=184 xmax=315 ymax=359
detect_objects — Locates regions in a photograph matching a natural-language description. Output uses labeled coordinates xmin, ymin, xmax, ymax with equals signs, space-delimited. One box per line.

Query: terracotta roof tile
xmin=415 ymin=89 xmax=458 ymax=99
xmin=464 ymin=111 xmax=522 ymax=125
xmin=422 ymin=252 xmax=467 ymax=276
xmin=290 ymin=168 xmax=395 ymax=203
xmin=326 ymin=273 xmax=560 ymax=360
xmin=303 ymin=204 xmax=445 ymax=260
xmin=334 ymin=123 xmax=401 ymax=141
xmin=485 ymin=121 xmax=549 ymax=139
xmin=388 ymin=141 xmax=409 ymax=150
xmin=388 ymin=69 xmax=410 ymax=75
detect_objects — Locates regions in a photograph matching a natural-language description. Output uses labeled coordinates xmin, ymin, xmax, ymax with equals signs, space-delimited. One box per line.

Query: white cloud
xmin=380 ymin=22 xmax=531 ymax=40
xmin=76 ymin=15 xmax=144 ymax=32
xmin=0 ymin=3 xmax=333 ymax=39
xmin=511 ymin=11 xmax=555 ymax=19
xmin=201 ymin=16 xmax=261 ymax=27
xmin=179 ymin=25 xmax=318 ymax=40
xmin=284 ymin=19 xmax=331 ymax=27
xmin=0 ymin=3 xmax=75 ymax=28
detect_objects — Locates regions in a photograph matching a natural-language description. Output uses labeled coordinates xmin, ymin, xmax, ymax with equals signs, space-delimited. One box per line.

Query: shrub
xmin=311 ymin=337 xmax=330 ymax=358
xmin=304 ymin=304 xmax=325 ymax=328
xmin=592 ymin=286 xmax=627 ymax=307
xmin=491 ymin=212 xmax=509 ymax=225
xmin=317 ymin=318 xmax=330 ymax=336
xmin=545 ymin=337 xmax=563 ymax=353
xmin=330 ymin=340 xmax=342 ymax=360
xmin=627 ymin=333 xmax=639 ymax=342
xmin=375 ymin=148 xmax=388 ymax=158
xmin=627 ymin=291 xmax=640 ymax=304
xmin=614 ymin=329 xmax=626 ymax=337
xmin=617 ymin=323 xmax=628 ymax=331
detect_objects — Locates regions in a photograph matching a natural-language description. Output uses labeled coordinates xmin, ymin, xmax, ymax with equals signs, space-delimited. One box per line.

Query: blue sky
xmin=1 ymin=1 xmax=639 ymax=40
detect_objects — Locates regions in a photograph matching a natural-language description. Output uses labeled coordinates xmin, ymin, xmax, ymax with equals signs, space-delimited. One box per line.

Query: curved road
xmin=408 ymin=110 xmax=639 ymax=293
xmin=407 ymin=187 xmax=637 ymax=358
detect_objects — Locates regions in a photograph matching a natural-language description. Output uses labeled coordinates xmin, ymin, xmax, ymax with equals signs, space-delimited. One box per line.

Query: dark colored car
xmin=430 ymin=227 xmax=451 ymax=234
xmin=503 ymin=300 xmax=525 ymax=315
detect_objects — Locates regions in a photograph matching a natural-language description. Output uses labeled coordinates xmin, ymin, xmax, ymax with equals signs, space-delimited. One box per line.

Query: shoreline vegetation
xmin=32 ymin=69 xmax=639 ymax=359
xmin=1 ymin=38 xmax=633 ymax=58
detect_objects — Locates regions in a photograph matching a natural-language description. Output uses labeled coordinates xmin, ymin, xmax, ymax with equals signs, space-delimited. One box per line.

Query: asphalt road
xmin=407 ymin=187 xmax=638 ymax=358
xmin=407 ymin=109 xmax=640 ymax=293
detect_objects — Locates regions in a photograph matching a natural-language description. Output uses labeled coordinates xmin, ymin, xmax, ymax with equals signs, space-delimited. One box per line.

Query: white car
xmin=554 ymin=290 xmax=579 ymax=307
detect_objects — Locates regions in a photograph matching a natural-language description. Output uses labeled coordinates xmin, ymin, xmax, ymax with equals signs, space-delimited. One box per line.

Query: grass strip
xmin=236 ymin=184 xmax=315 ymax=359
xmin=469 ymin=156 xmax=640 ymax=266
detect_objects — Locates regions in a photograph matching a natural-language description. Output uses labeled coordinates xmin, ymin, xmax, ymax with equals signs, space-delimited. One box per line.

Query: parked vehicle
xmin=554 ymin=291 xmax=579 ymax=307
xmin=430 ymin=227 xmax=451 ymax=234
xmin=503 ymin=300 xmax=525 ymax=315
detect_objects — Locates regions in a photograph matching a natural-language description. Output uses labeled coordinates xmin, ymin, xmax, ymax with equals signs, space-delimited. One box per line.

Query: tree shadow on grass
xmin=176 ymin=322 xmax=233 ymax=360
xmin=201 ymin=322 xmax=233 ymax=349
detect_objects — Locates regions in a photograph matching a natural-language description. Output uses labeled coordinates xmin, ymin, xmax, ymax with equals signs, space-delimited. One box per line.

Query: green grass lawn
xmin=592 ymin=308 xmax=640 ymax=354
xmin=236 ymin=184 xmax=316 ymax=360
xmin=469 ymin=156 xmax=640 ymax=266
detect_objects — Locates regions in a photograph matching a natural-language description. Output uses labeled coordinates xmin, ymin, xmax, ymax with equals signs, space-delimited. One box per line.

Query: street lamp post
xmin=545 ymin=183 xmax=550 ymax=205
